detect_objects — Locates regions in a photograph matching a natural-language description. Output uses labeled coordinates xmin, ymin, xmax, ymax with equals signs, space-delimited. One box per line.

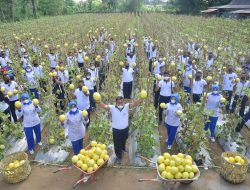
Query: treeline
xmin=0 ymin=0 xmax=80 ymax=21
xmin=0 ymin=0 xmax=233 ymax=22
xmin=0 ymin=0 xmax=144 ymax=22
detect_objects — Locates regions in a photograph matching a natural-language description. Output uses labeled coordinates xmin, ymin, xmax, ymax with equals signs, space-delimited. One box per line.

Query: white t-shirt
xmin=0 ymin=101 xmax=9 ymax=111
xmin=149 ymin=49 xmax=157 ymax=60
xmin=83 ymin=78 xmax=94 ymax=90
xmin=0 ymin=57 xmax=8 ymax=67
xmin=21 ymin=57 xmax=29 ymax=69
xmin=58 ymin=70 xmax=69 ymax=84
xmin=0 ymin=81 xmax=19 ymax=101
xmin=48 ymin=53 xmax=57 ymax=68
xmin=206 ymin=59 xmax=214 ymax=70
xmin=109 ymin=103 xmax=129 ymax=130
xmin=76 ymin=52 xmax=85 ymax=63
xmin=159 ymin=80 xmax=175 ymax=97
xmin=153 ymin=61 xmax=165 ymax=75
xmin=74 ymin=89 xmax=90 ymax=110
xmin=33 ymin=66 xmax=43 ymax=77
xmin=122 ymin=68 xmax=134 ymax=83
xmin=66 ymin=56 xmax=75 ymax=67
xmin=165 ymin=103 xmax=182 ymax=126
xmin=192 ymin=79 xmax=207 ymax=94
xmin=235 ymin=81 xmax=250 ymax=96
xmin=222 ymin=72 xmax=237 ymax=91
xmin=183 ymin=69 xmax=194 ymax=87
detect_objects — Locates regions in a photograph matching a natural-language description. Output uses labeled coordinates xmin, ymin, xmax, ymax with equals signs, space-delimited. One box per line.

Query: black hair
xmin=116 ymin=96 xmax=124 ymax=102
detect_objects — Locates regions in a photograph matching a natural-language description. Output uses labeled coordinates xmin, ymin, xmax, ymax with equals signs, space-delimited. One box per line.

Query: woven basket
xmin=0 ymin=151 xmax=31 ymax=184
xmin=220 ymin=151 xmax=249 ymax=184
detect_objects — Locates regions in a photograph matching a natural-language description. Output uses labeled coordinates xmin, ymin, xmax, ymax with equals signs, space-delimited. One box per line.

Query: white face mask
xmin=117 ymin=105 xmax=124 ymax=109
xmin=23 ymin=99 xmax=29 ymax=104
xmin=71 ymin=108 xmax=77 ymax=112
xmin=171 ymin=100 xmax=176 ymax=104
xmin=90 ymin=66 xmax=95 ymax=69
xmin=213 ymin=91 xmax=218 ymax=94
xmin=164 ymin=77 xmax=170 ymax=81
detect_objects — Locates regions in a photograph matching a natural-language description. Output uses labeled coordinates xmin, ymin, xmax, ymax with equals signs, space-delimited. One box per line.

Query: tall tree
xmin=31 ymin=0 xmax=37 ymax=18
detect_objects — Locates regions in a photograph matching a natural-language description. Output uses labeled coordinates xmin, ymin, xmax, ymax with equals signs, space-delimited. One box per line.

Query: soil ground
xmin=1 ymin=165 xmax=250 ymax=190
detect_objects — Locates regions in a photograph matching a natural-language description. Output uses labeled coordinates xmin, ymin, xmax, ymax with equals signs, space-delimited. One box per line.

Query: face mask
xmin=213 ymin=91 xmax=218 ymax=94
xmin=24 ymin=99 xmax=29 ymax=104
xmin=125 ymin=65 xmax=129 ymax=69
xmin=26 ymin=69 xmax=32 ymax=72
xmin=86 ymin=76 xmax=91 ymax=79
xmin=71 ymin=108 xmax=77 ymax=112
xmin=90 ymin=66 xmax=95 ymax=70
xmin=34 ymin=64 xmax=38 ymax=67
xmin=164 ymin=77 xmax=170 ymax=81
xmin=117 ymin=105 xmax=124 ymax=109
xmin=171 ymin=100 xmax=176 ymax=104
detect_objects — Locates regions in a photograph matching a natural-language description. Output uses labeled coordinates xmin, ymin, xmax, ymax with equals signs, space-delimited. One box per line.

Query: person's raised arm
xmin=130 ymin=98 xmax=144 ymax=108
xmin=98 ymin=101 xmax=110 ymax=111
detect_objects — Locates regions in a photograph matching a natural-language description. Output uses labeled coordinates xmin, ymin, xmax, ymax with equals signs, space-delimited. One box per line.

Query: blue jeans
xmin=71 ymin=138 xmax=83 ymax=155
xmin=24 ymin=124 xmax=41 ymax=151
xmin=166 ymin=124 xmax=178 ymax=146
xmin=29 ymin=88 xmax=40 ymax=99
xmin=204 ymin=116 xmax=218 ymax=138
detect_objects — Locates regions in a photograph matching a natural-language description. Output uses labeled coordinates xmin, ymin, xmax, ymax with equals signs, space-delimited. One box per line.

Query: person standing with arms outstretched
xmin=97 ymin=95 xmax=144 ymax=164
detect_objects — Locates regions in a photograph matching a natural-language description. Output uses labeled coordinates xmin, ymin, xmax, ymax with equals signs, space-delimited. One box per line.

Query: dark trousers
xmin=86 ymin=108 xmax=91 ymax=128
xmin=9 ymin=100 xmax=18 ymax=122
xmin=29 ymin=88 xmax=40 ymax=99
xmin=224 ymin=90 xmax=233 ymax=112
xmin=94 ymin=85 xmax=97 ymax=92
xmin=153 ymin=80 xmax=160 ymax=109
xmin=78 ymin=62 xmax=84 ymax=68
xmin=149 ymin=59 xmax=153 ymax=72
xmin=71 ymin=138 xmax=83 ymax=155
xmin=193 ymin=94 xmax=202 ymax=103
xmin=146 ymin=52 xmax=150 ymax=59
xmin=39 ymin=79 xmax=47 ymax=92
xmin=159 ymin=95 xmax=171 ymax=123
xmin=112 ymin=127 xmax=128 ymax=159
xmin=123 ymin=82 xmax=133 ymax=99
xmin=89 ymin=89 xmax=96 ymax=109
xmin=231 ymin=95 xmax=248 ymax=117
xmin=235 ymin=109 xmax=250 ymax=132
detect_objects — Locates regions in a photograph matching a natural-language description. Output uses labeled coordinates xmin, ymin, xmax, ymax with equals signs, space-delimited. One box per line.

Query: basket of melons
xmin=0 ymin=151 xmax=31 ymax=184
xmin=220 ymin=151 xmax=249 ymax=184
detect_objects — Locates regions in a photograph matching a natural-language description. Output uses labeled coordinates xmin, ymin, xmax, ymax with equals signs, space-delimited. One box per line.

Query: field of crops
xmin=0 ymin=13 xmax=249 ymax=188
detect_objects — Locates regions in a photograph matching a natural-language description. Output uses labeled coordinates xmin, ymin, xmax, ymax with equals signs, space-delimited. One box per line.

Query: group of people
xmin=143 ymin=36 xmax=250 ymax=147
xmin=0 ymin=29 xmax=249 ymax=165
xmin=0 ymin=28 xmax=118 ymax=155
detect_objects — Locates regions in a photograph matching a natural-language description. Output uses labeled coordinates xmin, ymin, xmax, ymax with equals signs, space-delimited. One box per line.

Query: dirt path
xmin=1 ymin=165 xmax=250 ymax=190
